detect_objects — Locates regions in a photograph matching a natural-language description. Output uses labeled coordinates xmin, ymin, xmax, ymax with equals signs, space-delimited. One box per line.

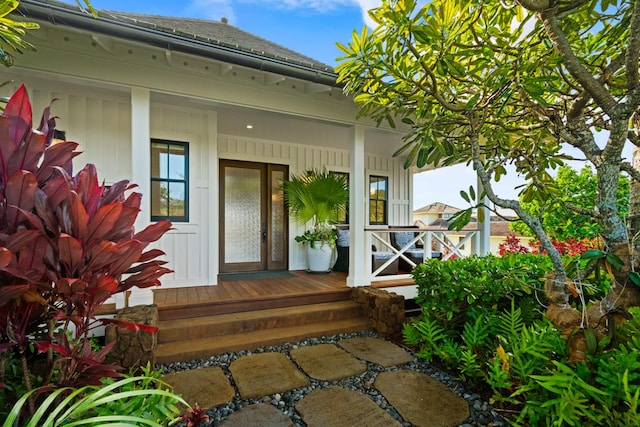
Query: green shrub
xmin=412 ymin=253 xmax=551 ymax=327
xmin=406 ymin=254 xmax=640 ymax=425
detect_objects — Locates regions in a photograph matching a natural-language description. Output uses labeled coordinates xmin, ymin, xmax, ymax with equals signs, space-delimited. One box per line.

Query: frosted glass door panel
xmin=224 ymin=167 xmax=261 ymax=263
xmin=270 ymin=169 xmax=285 ymax=265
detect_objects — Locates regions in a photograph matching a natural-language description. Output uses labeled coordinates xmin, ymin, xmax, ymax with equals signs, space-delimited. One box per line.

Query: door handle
xmin=262 ymin=224 xmax=267 ymax=243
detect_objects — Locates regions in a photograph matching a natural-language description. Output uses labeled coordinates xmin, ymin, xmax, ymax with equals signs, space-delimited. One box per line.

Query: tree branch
xmin=540 ymin=8 xmax=619 ymax=117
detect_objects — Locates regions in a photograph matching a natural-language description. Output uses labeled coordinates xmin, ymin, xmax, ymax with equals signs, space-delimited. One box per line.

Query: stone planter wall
xmin=105 ymin=304 xmax=158 ymax=369
xmin=352 ymin=287 xmax=405 ymax=337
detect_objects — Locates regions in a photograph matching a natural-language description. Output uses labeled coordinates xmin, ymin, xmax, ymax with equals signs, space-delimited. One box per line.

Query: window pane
xmin=168 ymin=145 xmax=186 ymax=180
xmin=369 ymin=175 xmax=387 ymax=225
xmin=151 ymin=139 xmax=188 ymax=221
xmin=151 ymin=181 xmax=168 ymax=217
xmin=168 ymin=182 xmax=186 ymax=217
xmin=151 ymin=142 xmax=168 ymax=179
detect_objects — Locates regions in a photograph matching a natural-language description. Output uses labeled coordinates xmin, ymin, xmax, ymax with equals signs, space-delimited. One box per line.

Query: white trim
xmin=209 ymin=110 xmax=220 ymax=285
xmin=128 ymin=87 xmax=153 ymax=307
xmin=348 ymin=125 xmax=368 ymax=287
xmin=366 ymin=171 xmax=392 ymax=226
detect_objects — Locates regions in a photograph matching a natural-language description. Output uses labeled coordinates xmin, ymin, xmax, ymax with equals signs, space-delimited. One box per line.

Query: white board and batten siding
xmin=2 ymin=78 xmax=413 ymax=289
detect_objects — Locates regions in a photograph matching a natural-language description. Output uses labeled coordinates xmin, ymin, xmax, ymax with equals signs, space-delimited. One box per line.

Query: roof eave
xmin=18 ymin=0 xmax=340 ymax=87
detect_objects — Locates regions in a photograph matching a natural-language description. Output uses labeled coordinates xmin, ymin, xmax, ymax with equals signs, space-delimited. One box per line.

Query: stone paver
xmin=162 ymin=366 xmax=234 ymax=410
xmin=375 ymin=370 xmax=470 ymax=427
xmin=290 ymin=344 xmax=366 ymax=381
xmin=229 ymin=352 xmax=309 ymax=399
xmin=338 ymin=336 xmax=414 ymax=367
xmin=295 ymin=386 xmax=402 ymax=427
xmin=221 ymin=403 xmax=294 ymax=427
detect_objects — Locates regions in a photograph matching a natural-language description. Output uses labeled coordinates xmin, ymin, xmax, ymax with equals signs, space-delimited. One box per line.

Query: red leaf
xmin=34 ymin=188 xmax=58 ymax=233
xmin=6 ymin=130 xmax=46 ymax=178
xmin=0 ymin=247 xmax=12 ymax=268
xmin=0 ymin=285 xmax=29 ymax=306
xmin=42 ymin=174 xmax=71 ymax=210
xmin=3 ymin=84 xmax=32 ymax=150
xmin=85 ymin=202 xmax=122 ymax=243
xmin=75 ymin=164 xmax=102 ymax=217
xmin=133 ymin=220 xmax=172 ymax=244
xmin=58 ymin=234 xmax=84 ymax=273
xmin=101 ymin=318 xmax=159 ymax=334
xmin=34 ymin=340 xmax=68 ymax=356
xmin=108 ymin=206 xmax=139 ymax=241
xmin=4 ymin=84 xmax=32 ymax=125
xmin=100 ymin=179 xmax=129 ymax=205
xmin=36 ymin=141 xmax=80 ymax=183
xmin=109 ymin=241 xmax=143 ymax=276
xmin=70 ymin=192 xmax=89 ymax=241
xmin=5 ymin=171 xmax=38 ymax=226
xmin=5 ymin=230 xmax=39 ymax=253
xmin=87 ymin=275 xmax=118 ymax=302
xmin=124 ymin=259 xmax=168 ymax=274
xmin=122 ymin=266 xmax=172 ymax=289
xmin=138 ymin=249 xmax=166 ymax=263
xmin=84 ymin=240 xmax=118 ymax=271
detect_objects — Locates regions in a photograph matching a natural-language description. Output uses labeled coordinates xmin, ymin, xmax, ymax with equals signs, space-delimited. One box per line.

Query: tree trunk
xmin=629 ymin=146 xmax=640 ymax=252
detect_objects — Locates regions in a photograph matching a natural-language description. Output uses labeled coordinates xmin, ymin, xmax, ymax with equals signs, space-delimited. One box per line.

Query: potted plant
xmin=282 ymin=169 xmax=348 ymax=272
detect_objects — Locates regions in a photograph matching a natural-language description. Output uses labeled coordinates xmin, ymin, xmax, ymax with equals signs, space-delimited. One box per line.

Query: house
xmin=9 ymin=1 xmax=491 ymax=308
xmin=413 ymin=202 xmax=461 ymax=225
xmin=413 ymin=202 xmax=533 ymax=255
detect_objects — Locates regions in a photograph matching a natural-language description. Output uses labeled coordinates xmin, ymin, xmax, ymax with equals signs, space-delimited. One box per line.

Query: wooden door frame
xmin=219 ymin=160 xmax=288 ymax=273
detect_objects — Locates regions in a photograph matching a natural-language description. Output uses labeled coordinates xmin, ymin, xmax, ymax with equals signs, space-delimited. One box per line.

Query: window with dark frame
xmin=150 ymin=139 xmax=188 ymax=222
xmin=331 ymin=171 xmax=349 ymax=224
xmin=369 ymin=175 xmax=388 ymax=225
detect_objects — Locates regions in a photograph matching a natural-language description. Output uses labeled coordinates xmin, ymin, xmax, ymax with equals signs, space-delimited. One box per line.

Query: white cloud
xmin=187 ymin=0 xmax=237 ymax=22
xmin=186 ymin=0 xmax=383 ymax=26
xmin=351 ymin=0 xmax=381 ymax=28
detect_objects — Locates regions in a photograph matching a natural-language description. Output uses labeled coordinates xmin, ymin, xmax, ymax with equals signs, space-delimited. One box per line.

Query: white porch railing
xmin=366 ymin=227 xmax=479 ymax=282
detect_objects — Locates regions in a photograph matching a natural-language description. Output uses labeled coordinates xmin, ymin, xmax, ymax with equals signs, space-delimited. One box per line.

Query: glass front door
xmin=219 ymin=160 xmax=287 ymax=272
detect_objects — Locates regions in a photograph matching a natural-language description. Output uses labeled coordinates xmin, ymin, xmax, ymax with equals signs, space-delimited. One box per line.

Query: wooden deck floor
xmin=153 ymin=270 xmax=348 ymax=307
xmin=152 ymin=270 xmax=415 ymax=320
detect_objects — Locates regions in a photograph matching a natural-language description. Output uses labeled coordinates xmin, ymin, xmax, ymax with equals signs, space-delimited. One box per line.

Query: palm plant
xmin=282 ymin=168 xmax=348 ymax=246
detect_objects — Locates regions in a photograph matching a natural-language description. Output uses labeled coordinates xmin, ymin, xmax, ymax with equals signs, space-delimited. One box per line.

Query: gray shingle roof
xmin=100 ymin=11 xmax=334 ymax=72
xmin=18 ymin=0 xmax=336 ymax=76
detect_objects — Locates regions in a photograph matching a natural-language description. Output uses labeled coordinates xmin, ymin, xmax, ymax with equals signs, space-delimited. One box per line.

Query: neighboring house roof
xmin=413 ymin=202 xmax=461 ymax=215
xmin=17 ymin=0 xmax=338 ymax=85
xmin=416 ymin=217 xmax=526 ymax=237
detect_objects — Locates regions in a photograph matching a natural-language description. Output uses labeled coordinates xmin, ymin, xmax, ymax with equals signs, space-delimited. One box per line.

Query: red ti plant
xmin=0 ymin=85 xmax=172 ymax=406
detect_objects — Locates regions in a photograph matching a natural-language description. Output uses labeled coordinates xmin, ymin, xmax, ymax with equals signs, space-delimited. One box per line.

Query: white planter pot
xmin=306 ymin=241 xmax=333 ymax=273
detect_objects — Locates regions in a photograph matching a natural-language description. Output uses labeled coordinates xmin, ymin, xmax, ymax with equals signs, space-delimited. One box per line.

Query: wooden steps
xmin=158 ymin=287 xmax=351 ymax=321
xmin=155 ymin=300 xmax=368 ymax=364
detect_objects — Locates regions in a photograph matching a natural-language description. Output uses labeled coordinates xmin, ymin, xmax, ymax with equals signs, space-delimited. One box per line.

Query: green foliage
xmin=282 ymin=169 xmax=348 ymax=243
xmin=412 ymin=254 xmax=551 ymax=326
xmin=406 ymin=255 xmax=640 ymax=425
xmin=511 ymin=166 xmax=630 ymax=240
xmin=0 ymin=0 xmax=39 ymax=67
xmin=3 ymin=373 xmax=185 ymax=427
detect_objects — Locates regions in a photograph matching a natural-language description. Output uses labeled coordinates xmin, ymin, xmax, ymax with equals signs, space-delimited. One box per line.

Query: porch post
xmin=476 ymin=176 xmax=491 ymax=256
xmin=208 ymin=110 xmax=219 ymax=285
xmin=126 ymin=86 xmax=154 ymax=307
xmin=348 ymin=124 xmax=368 ymax=287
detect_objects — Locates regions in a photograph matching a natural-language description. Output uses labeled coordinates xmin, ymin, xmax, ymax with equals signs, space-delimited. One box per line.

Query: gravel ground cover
xmin=160 ymin=330 xmax=507 ymax=427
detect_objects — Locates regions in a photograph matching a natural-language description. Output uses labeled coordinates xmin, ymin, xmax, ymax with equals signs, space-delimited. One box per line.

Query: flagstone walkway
xmin=163 ymin=336 xmax=471 ymax=426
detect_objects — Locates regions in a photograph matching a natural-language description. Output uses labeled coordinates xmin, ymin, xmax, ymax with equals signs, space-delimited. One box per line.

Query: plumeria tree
xmin=336 ymin=0 xmax=640 ymax=360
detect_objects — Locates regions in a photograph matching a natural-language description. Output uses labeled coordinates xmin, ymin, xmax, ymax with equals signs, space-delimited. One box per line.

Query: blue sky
xmin=62 ymin=0 xmax=377 ymax=67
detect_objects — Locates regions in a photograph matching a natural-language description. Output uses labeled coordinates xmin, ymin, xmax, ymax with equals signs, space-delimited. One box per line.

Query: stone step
xmin=155 ymin=317 xmax=369 ymax=365
xmin=157 ymin=300 xmax=364 ymax=344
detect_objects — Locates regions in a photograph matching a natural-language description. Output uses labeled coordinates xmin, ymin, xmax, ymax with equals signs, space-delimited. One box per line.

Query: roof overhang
xmin=17 ymin=0 xmax=340 ymax=87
